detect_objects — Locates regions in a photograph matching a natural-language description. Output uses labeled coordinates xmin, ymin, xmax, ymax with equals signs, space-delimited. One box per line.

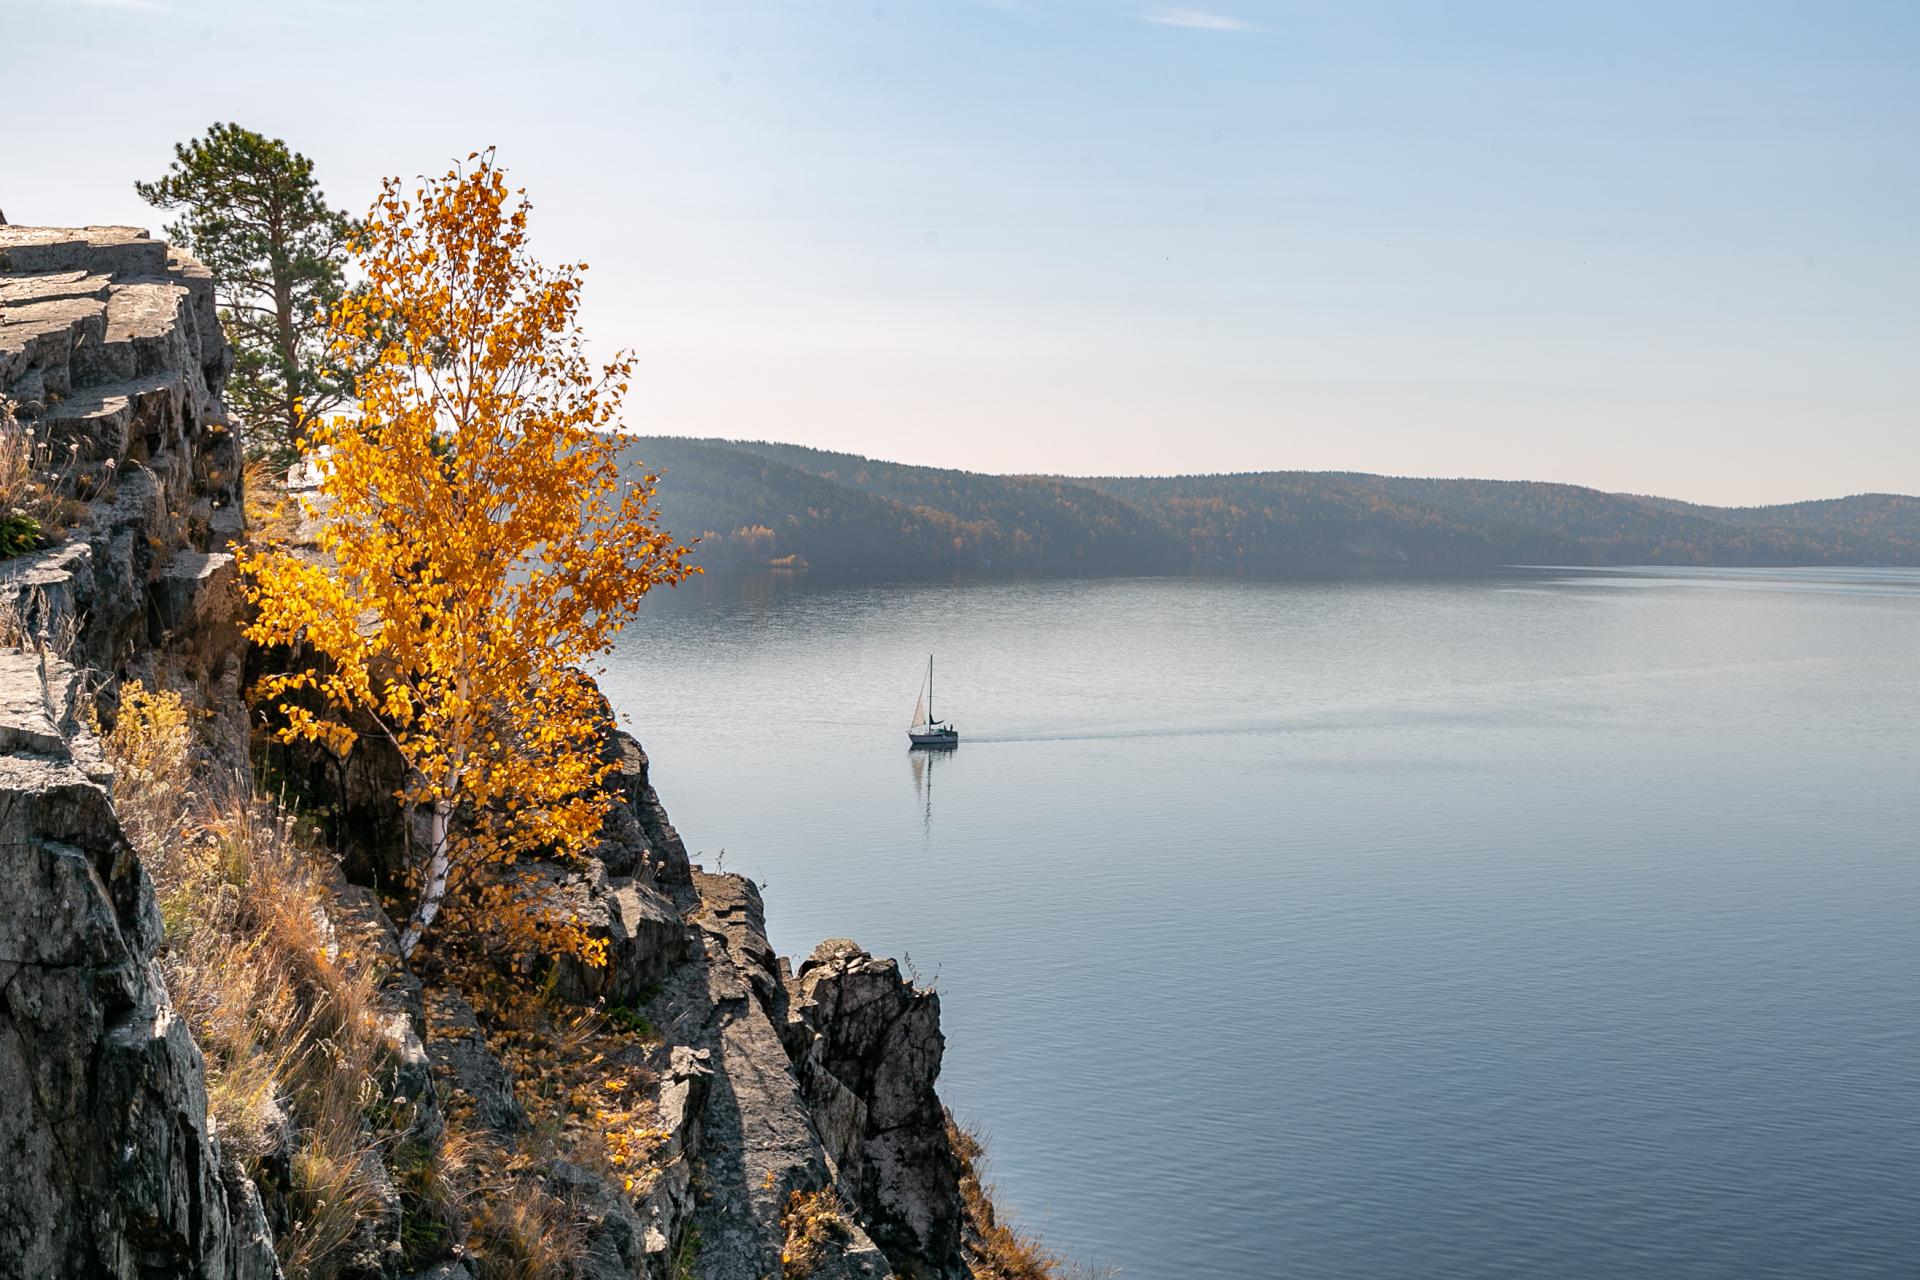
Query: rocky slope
xmin=1 ymin=226 xmax=979 ymax=1280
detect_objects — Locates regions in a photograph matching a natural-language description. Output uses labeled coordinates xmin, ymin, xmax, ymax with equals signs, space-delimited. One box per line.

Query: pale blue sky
xmin=11 ymin=0 xmax=1917 ymax=503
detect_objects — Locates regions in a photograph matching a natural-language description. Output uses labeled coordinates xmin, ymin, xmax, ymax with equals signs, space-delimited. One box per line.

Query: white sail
xmin=906 ymin=655 xmax=957 ymax=746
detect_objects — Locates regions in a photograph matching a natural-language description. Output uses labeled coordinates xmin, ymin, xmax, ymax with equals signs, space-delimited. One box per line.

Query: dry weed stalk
xmin=0 ymin=396 xmax=85 ymax=557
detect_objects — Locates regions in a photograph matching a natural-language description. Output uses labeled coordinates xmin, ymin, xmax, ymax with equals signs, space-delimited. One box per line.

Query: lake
xmin=596 ymin=567 xmax=1920 ymax=1279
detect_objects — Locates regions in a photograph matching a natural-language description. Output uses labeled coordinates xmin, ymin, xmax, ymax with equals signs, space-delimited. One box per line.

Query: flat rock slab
xmin=0 ymin=225 xmax=168 ymax=276
xmin=0 ymin=659 xmax=67 ymax=758
xmin=0 ymin=270 xmax=111 ymax=305
xmin=659 ymin=871 xmax=897 ymax=1280
xmin=0 ymin=294 xmax=108 ymax=358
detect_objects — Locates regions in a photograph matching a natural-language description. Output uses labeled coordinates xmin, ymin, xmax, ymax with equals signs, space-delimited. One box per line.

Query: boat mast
xmin=928 ymin=654 xmax=935 ymax=723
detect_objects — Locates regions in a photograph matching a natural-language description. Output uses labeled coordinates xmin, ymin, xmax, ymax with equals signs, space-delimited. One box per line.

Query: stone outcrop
xmin=649 ymin=871 xmax=893 ymax=1278
xmin=548 ymin=695 xmax=701 ymax=1008
xmin=604 ymin=729 xmax=695 ymax=895
xmin=537 ymin=859 xmax=689 ymax=1009
xmin=0 ymin=650 xmax=277 ymax=1280
xmin=0 ymin=225 xmax=242 ymax=680
xmin=789 ymin=942 xmax=967 ymax=1280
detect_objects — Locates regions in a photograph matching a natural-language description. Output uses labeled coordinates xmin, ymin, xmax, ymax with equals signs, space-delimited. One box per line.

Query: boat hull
xmin=908 ymin=729 xmax=959 ymax=749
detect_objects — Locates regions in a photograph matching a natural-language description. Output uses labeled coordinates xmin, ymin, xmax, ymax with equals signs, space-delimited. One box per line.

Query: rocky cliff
xmin=1 ymin=226 xmax=979 ymax=1280
xmin=1 ymin=226 xmax=268 ymax=1278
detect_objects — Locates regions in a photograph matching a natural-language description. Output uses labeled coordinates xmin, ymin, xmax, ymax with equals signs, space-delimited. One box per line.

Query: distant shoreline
xmin=618 ymin=435 xmax=1920 ymax=581
xmin=653 ymin=561 xmax=1920 ymax=596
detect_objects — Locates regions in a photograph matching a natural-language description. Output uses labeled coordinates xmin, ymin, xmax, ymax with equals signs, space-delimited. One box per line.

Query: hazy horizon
xmin=628 ymin=433 xmax=1917 ymax=508
xmin=13 ymin=0 xmax=1917 ymax=505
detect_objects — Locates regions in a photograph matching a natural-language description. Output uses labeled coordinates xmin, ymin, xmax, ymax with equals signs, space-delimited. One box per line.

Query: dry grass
xmin=0 ymin=401 xmax=38 ymax=505
xmin=389 ymin=1109 xmax=595 ymax=1280
xmin=0 ymin=397 xmax=85 ymax=555
xmin=781 ymin=1187 xmax=857 ymax=1279
xmin=106 ymin=687 xmax=607 ymax=1280
xmin=240 ymin=456 xmax=305 ymax=549
xmin=104 ymin=681 xmax=414 ymax=1280
xmin=0 ymin=585 xmax=78 ymax=662
xmin=950 ymin=1118 xmax=1112 ymax=1280
xmin=467 ymin=1180 xmax=590 ymax=1280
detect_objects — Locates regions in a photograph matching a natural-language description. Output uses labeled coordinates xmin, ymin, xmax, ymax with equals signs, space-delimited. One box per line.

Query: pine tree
xmin=136 ymin=123 xmax=354 ymax=460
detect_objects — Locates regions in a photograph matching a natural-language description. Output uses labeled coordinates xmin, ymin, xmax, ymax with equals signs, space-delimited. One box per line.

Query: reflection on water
xmin=600 ymin=566 xmax=1920 ymax=1280
xmin=907 ymin=745 xmax=944 ymax=842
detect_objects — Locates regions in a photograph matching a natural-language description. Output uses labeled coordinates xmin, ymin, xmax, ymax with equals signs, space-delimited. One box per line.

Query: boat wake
xmin=959 ymin=653 xmax=1831 ymax=746
xmin=961 ymin=704 xmax=1511 ymax=745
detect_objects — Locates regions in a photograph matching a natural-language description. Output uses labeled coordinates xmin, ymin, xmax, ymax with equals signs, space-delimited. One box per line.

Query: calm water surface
xmin=598 ymin=567 xmax=1920 ymax=1279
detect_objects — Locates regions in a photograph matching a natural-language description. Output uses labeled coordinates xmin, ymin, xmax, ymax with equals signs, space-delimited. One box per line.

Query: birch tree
xmin=240 ymin=151 xmax=695 ymax=959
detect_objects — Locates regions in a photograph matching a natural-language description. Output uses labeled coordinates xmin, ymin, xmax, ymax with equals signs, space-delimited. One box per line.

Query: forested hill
xmin=619 ymin=436 xmax=1920 ymax=576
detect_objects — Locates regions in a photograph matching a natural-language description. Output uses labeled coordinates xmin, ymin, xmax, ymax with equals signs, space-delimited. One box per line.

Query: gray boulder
xmin=788 ymin=940 xmax=967 ymax=1280
xmin=526 ymin=858 xmax=692 ymax=1009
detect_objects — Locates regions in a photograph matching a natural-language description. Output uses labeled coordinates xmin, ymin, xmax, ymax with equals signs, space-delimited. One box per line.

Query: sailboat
xmin=908 ymin=654 xmax=960 ymax=749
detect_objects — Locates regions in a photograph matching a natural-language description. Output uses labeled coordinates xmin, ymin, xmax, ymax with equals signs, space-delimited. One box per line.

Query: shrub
xmin=0 ymin=511 xmax=42 ymax=558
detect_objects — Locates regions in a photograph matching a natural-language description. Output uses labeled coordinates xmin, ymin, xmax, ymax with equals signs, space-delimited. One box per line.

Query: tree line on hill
xmin=621 ymin=436 xmax=1920 ymax=577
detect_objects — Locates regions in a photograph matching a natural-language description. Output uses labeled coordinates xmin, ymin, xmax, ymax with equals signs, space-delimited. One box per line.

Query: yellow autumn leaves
xmin=239 ymin=150 xmax=696 ymax=962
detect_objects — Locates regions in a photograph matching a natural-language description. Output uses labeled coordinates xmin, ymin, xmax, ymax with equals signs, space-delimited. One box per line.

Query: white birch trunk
xmin=399 ymin=797 xmax=453 ymax=958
